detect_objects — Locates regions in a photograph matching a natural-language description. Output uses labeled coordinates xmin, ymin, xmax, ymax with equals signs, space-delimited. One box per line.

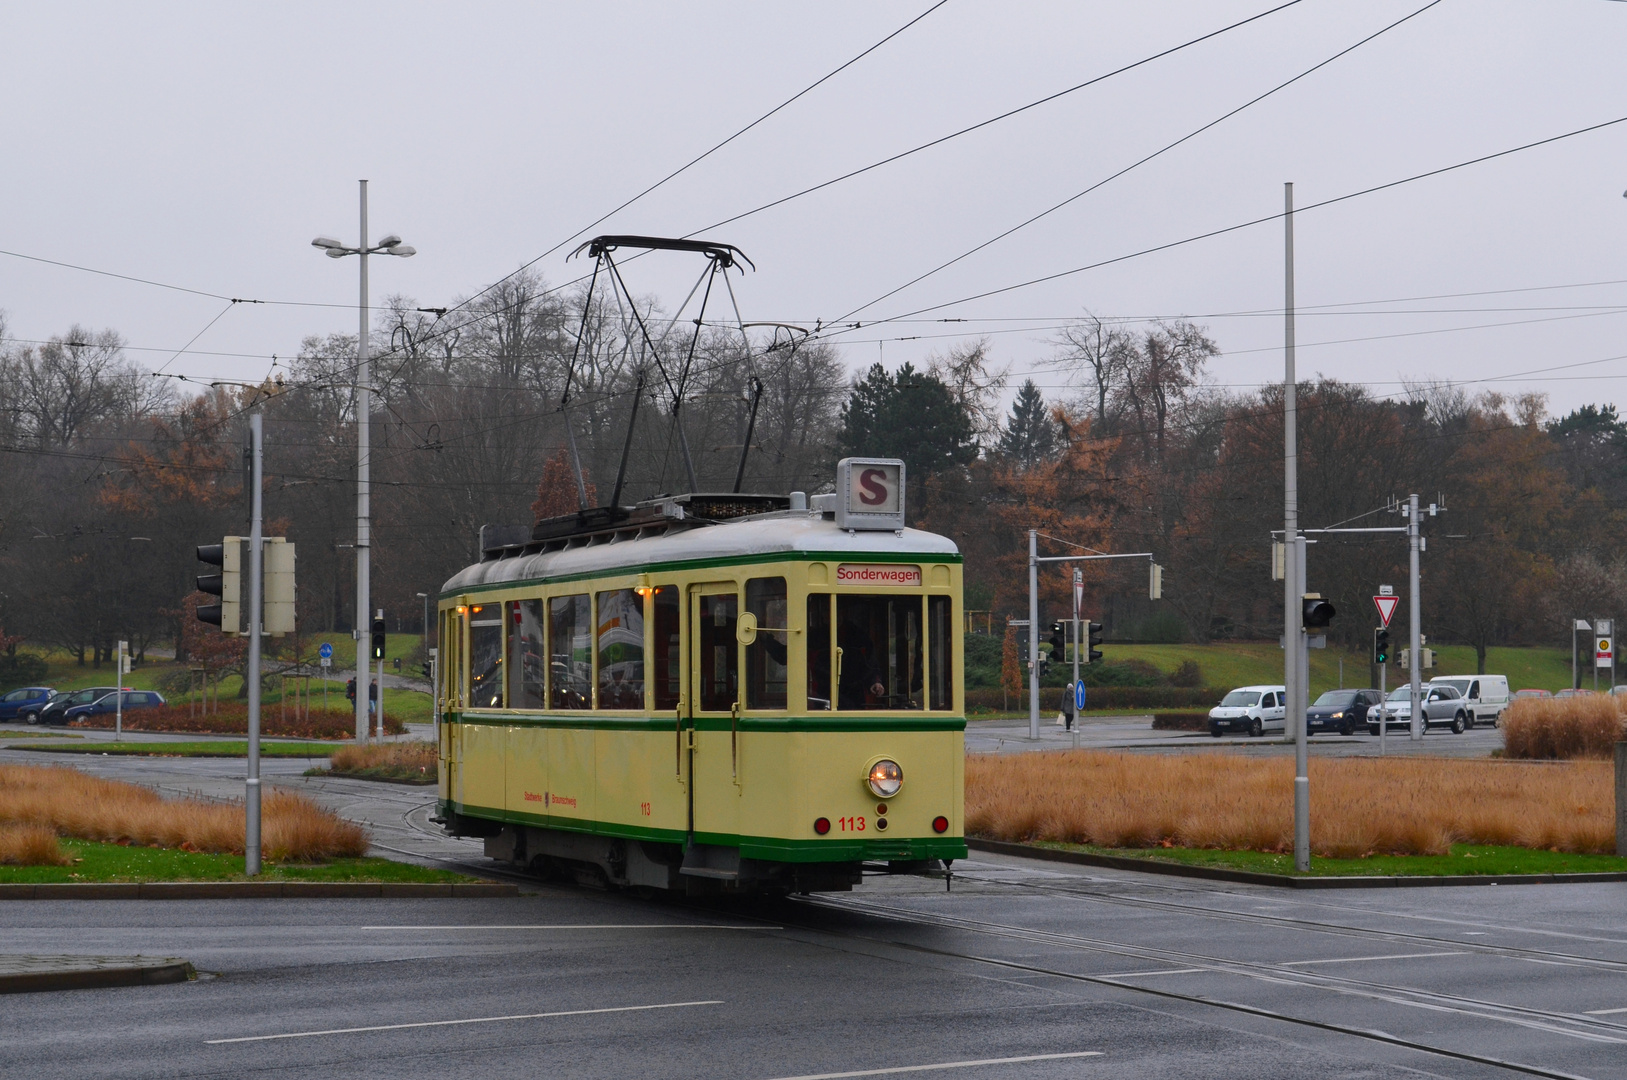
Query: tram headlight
xmin=866 ymin=759 xmax=903 ymax=799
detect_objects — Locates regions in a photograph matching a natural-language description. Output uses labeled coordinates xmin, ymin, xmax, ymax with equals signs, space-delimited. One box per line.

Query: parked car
xmin=1368 ymin=683 xmax=1472 ymax=734
xmin=1305 ymin=689 xmax=1382 ymax=736
xmin=1513 ymin=688 xmax=1551 ymax=700
xmin=1610 ymin=685 xmax=1627 ymax=698
xmin=1426 ymin=675 xmax=1510 ymax=728
xmin=36 ymin=686 xmax=121 ymax=726
xmin=1208 ymin=685 xmax=1287 ymax=738
xmin=0 ymin=686 xmax=53 ymax=722
xmin=62 ymin=690 xmax=165 ymax=723
xmin=1555 ymin=688 xmax=1595 ymax=699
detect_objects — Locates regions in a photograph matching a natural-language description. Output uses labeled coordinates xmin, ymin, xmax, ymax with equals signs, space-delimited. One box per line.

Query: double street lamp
xmin=313 ymin=179 xmax=414 ymax=742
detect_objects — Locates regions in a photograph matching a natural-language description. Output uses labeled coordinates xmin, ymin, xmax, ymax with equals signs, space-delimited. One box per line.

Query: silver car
xmin=1368 ymin=684 xmax=1472 ymax=735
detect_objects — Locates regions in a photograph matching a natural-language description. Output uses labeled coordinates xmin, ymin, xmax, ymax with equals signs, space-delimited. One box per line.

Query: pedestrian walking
xmin=368 ymin=679 xmax=378 ymax=718
xmin=346 ymin=676 xmax=357 ymax=704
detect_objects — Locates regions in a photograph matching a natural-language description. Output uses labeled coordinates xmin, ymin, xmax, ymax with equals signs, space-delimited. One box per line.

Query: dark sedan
xmin=62 ymin=690 xmax=165 ymax=723
xmin=36 ymin=686 xmax=120 ymax=726
xmin=1305 ymin=688 xmax=1382 ymax=735
xmin=0 ymin=686 xmax=53 ymax=722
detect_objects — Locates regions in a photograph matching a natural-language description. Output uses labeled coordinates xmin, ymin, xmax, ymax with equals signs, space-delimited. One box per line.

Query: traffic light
xmin=419 ymin=661 xmax=433 ymax=680
xmin=371 ymin=615 xmax=387 ymax=661
xmin=1372 ymin=627 xmax=1391 ymax=665
xmin=1302 ymin=593 xmax=1336 ymax=629
xmin=263 ymin=538 xmax=296 ymax=637
xmin=1047 ymin=621 xmax=1066 ymax=659
xmin=1149 ymin=562 xmax=1163 ymax=600
xmin=195 ymin=539 xmax=242 ymax=635
xmin=1086 ymin=621 xmax=1104 ymax=664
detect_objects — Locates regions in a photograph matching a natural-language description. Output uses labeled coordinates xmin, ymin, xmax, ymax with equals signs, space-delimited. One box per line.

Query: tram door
xmin=688 ymin=584 xmax=741 ymax=844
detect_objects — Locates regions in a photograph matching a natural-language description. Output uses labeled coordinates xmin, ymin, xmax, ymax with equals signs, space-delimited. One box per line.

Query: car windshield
xmin=1433 ymin=679 xmax=1470 ymax=694
xmin=1387 ymin=687 xmax=1414 ymax=702
xmin=1219 ymin=691 xmax=1261 ymax=707
xmin=1431 ymin=686 xmax=1459 ymax=699
xmin=1313 ymin=691 xmax=1358 ymax=707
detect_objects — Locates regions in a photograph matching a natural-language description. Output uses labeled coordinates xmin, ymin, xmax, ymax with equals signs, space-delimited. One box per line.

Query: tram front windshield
xmin=836 ymin=594 xmax=922 ymax=710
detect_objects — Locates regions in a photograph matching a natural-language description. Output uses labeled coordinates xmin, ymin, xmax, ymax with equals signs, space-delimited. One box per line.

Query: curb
xmin=0 ymin=958 xmax=196 ymax=994
xmin=966 ymin=839 xmax=1627 ymax=889
xmin=0 ymin=882 xmax=519 ymax=900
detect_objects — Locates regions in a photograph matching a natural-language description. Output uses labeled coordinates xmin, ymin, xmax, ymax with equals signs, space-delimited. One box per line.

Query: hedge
xmin=965 ymin=686 xmax=1224 ymax=714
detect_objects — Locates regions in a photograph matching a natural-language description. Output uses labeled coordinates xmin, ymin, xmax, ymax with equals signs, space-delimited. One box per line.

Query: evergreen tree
xmin=995 ymin=378 xmax=1060 ymax=470
xmin=836 ymin=362 xmax=977 ymax=475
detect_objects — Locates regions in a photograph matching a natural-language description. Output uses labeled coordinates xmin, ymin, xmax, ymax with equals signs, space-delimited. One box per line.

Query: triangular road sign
xmin=1373 ymin=595 xmax=1400 ymax=627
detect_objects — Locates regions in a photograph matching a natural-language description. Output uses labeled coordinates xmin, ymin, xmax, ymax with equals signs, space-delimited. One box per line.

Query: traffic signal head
xmin=371 ymin=616 xmax=386 ymax=660
xmin=1047 ymin=621 xmax=1066 ymax=657
xmin=1302 ymin=594 xmax=1336 ymax=629
xmin=195 ymin=539 xmax=242 ymax=635
xmin=1372 ymin=627 xmax=1391 ymax=665
xmin=1086 ymin=621 xmax=1104 ymax=664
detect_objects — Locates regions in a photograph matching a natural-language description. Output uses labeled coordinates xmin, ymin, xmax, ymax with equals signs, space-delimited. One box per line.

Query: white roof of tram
xmin=439 ymin=511 xmax=960 ymax=596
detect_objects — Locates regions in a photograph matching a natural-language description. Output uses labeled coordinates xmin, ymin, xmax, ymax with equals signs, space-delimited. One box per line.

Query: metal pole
xmin=1072 ymin=567 xmax=1082 ymax=752
xmin=1028 ymin=529 xmax=1039 ymax=741
xmin=377 ymin=612 xmax=385 ymax=740
xmin=1408 ymin=493 xmax=1422 ymax=741
xmin=246 ymin=412 xmax=264 ymax=876
xmin=1378 ymin=657 xmax=1387 ymax=756
xmin=115 ymin=640 xmax=125 ymax=741
xmin=355 ymin=179 xmax=372 ymax=745
xmin=1284 ymin=182 xmax=1308 ymax=872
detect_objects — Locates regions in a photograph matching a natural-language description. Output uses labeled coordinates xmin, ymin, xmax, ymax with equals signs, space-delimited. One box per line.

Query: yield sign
xmin=1373 ymin=595 xmax=1400 ymax=627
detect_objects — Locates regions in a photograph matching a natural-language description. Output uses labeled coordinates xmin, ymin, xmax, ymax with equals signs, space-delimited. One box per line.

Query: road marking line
xmin=1096 ymin=968 xmax=1207 ymax=978
xmin=764 ymin=1051 xmax=1104 ymax=1079
xmin=1280 ymin=952 xmax=1467 ymax=966
xmin=357 ymin=924 xmax=774 ymax=931
xmin=1586 ymin=1007 xmax=1627 ymax=1015
xmin=206 ymin=1000 xmax=723 ymax=1044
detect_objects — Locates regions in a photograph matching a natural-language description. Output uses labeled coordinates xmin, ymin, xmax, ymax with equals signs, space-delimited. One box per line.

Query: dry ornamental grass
xmin=0 ymin=823 xmax=70 ymax=866
xmin=0 ymin=763 xmax=368 ymax=862
xmin=966 ymin=751 xmax=1615 ymax=858
xmin=328 ymin=741 xmax=437 ymax=776
xmin=1501 ymin=696 xmax=1627 ymax=760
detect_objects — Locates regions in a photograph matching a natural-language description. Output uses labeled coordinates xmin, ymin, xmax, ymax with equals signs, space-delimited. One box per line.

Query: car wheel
xmin=23 ymin=711 xmax=37 ymax=725
xmin=1338 ymin=721 xmax=1352 ymax=736
xmin=1209 ymin=726 xmax=1221 ymax=738
xmin=1451 ymin=712 xmax=1466 ymax=735
xmin=1249 ymin=718 xmax=1263 ymax=738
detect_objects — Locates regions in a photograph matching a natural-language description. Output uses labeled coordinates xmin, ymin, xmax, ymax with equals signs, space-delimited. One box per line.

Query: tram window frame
xmin=927 ymin=594 xmax=953 ymax=711
xmin=652 ymin=585 xmax=681 ymax=711
xmin=806 ymin=592 xmax=832 ymax=711
xmin=466 ymin=602 xmax=506 ymax=709
xmin=696 ymin=589 xmax=739 ymax=713
xmin=595 ymin=588 xmax=645 ymax=711
xmin=440 ymin=607 xmax=462 ymax=712
xmin=744 ymin=577 xmax=789 ymax=711
xmin=549 ymin=593 xmax=593 ymax=710
xmin=835 ymin=594 xmax=923 ymax=712
xmin=507 ymin=599 xmax=546 ymax=709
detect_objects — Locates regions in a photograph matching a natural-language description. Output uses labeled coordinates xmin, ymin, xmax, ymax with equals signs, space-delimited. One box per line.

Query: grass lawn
xmin=0 ymin=731 xmax=80 ymax=739
xmin=3 ymin=740 xmax=339 ymax=757
xmin=0 ymin=838 xmax=475 ymax=884
xmin=1026 ymin=840 xmax=1627 ymax=877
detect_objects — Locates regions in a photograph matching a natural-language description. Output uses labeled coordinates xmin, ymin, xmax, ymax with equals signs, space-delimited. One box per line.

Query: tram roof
xmin=440 ymin=510 xmax=959 ymax=597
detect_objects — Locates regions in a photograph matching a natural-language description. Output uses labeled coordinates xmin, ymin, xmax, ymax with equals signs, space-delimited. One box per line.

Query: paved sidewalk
xmin=0 ymin=954 xmax=194 ymax=994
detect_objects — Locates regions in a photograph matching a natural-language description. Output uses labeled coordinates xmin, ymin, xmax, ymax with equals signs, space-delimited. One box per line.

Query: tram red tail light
xmin=813 ymin=817 xmax=831 ymax=835
xmin=932 ymin=816 xmax=949 ymax=834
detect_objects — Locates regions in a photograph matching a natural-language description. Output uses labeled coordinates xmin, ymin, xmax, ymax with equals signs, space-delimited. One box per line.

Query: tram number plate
xmin=837 ymin=816 xmax=866 ymax=832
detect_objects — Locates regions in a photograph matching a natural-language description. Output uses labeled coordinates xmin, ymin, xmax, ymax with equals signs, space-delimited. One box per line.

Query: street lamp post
xmin=313 ymin=180 xmax=415 ymax=743
xmin=416 ymin=592 xmax=430 ymax=657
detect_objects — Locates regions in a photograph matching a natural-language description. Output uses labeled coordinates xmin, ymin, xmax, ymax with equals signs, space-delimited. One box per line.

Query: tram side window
xmin=836 ymin=594 xmax=922 ymax=711
xmin=698 ymin=593 xmax=738 ymax=712
xmin=806 ymin=592 xmax=831 ymax=710
xmin=508 ymin=599 xmax=546 ymax=709
xmin=596 ymin=588 xmax=645 ymax=710
xmin=549 ymin=594 xmax=592 ymax=709
xmin=440 ymin=609 xmax=460 ymax=711
xmin=744 ymin=577 xmax=788 ymax=710
xmin=652 ymin=586 xmax=681 ymax=710
xmin=467 ymin=603 xmax=505 ymax=708
xmin=928 ymin=595 xmax=952 ymax=710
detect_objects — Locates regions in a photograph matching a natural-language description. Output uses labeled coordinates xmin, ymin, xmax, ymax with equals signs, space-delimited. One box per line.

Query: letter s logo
xmin=858 ymin=468 xmax=889 ymax=506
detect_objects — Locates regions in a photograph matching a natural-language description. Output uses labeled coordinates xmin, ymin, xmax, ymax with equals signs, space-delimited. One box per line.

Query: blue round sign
xmin=1074 ymin=681 xmax=1087 ymax=711
xmin=319 ymin=642 xmax=333 ymax=660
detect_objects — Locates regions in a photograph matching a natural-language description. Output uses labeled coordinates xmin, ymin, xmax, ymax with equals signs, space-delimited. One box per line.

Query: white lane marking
xmin=765 ymin=1051 xmax=1104 ymax=1079
xmin=1095 ymin=968 xmax=1207 ymax=978
xmin=357 ymin=924 xmax=774 ymax=931
xmin=1586 ymin=1007 xmax=1627 ymax=1015
xmin=206 ymin=1000 xmax=722 ymax=1044
xmin=1280 ymin=951 xmax=1467 ymax=966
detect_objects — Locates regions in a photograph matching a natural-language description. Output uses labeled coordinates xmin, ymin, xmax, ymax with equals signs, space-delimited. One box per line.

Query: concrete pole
xmin=1283 ymin=183 xmax=1308 ymax=872
xmin=1028 ymin=529 xmax=1040 ymax=741
xmin=355 ymin=180 xmax=372 ymax=745
xmin=246 ymin=412 xmax=264 ymax=876
xmin=1408 ymin=493 xmax=1423 ymax=741
xmin=1615 ymin=741 xmax=1626 ymax=857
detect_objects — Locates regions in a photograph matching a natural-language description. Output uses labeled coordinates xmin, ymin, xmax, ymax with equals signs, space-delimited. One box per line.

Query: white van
xmin=1208 ymin=685 xmax=1288 ymax=738
xmin=1427 ymin=675 xmax=1510 ymax=728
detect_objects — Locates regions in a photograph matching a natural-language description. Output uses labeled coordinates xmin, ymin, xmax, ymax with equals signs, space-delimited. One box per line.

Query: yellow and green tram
xmin=435 ymin=474 xmax=966 ymax=895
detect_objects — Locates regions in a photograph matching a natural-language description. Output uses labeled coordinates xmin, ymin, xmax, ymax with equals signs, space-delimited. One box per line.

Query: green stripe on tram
xmin=446 ymin=711 xmax=965 ymax=733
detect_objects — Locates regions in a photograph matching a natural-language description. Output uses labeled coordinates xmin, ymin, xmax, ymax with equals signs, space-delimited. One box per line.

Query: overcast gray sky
xmin=2 ymin=1 xmax=1624 ymax=417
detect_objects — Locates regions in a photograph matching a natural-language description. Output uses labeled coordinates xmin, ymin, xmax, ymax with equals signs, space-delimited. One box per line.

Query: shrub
xmin=1502 ymin=696 xmax=1626 ymax=760
xmin=965 ymin=686 xmax=1224 ymax=714
xmin=0 ymin=653 xmax=49 ymax=693
xmin=1169 ymin=660 xmax=1204 ymax=688
xmin=1151 ymin=711 xmax=1209 ymax=730
xmin=69 ymin=704 xmax=405 ymax=740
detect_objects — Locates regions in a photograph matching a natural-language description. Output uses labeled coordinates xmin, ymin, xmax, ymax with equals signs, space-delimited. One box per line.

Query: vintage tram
xmin=435 ymin=458 xmax=966 ymax=894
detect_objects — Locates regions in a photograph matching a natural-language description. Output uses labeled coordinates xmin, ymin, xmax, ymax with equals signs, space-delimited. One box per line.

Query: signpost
xmin=1374 ymin=587 xmax=1395 ymax=756
xmin=319 ymin=642 xmax=333 ymax=713
xmin=1373 ymin=595 xmax=1399 ymax=627
xmin=1596 ymin=619 xmax=1614 ymax=692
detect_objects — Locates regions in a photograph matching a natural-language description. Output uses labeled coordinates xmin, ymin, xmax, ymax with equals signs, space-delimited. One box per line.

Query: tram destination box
xmin=826 ymin=457 xmax=906 ymax=531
